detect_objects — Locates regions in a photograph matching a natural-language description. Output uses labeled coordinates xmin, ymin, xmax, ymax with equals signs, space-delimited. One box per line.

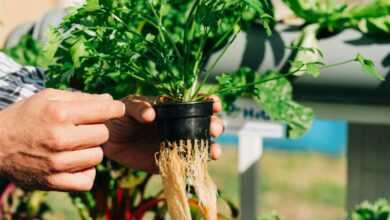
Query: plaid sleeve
xmin=0 ymin=52 xmax=45 ymax=110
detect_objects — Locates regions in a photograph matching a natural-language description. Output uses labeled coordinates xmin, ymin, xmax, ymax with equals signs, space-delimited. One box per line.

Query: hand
xmin=104 ymin=95 xmax=224 ymax=173
xmin=0 ymin=89 xmax=125 ymax=191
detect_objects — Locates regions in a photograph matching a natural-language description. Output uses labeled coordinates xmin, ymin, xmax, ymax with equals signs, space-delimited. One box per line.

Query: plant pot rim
xmin=154 ymin=100 xmax=213 ymax=141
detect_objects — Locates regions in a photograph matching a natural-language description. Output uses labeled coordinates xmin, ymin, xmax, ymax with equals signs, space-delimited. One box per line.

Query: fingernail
xmin=114 ymin=101 xmax=126 ymax=116
xmin=141 ymin=108 xmax=155 ymax=122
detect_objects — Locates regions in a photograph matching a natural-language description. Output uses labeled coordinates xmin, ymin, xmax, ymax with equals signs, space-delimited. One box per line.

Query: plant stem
xmin=320 ymin=58 xmax=356 ymax=69
xmin=182 ymin=0 xmax=202 ymax=96
xmin=215 ymin=71 xmax=297 ymax=95
xmin=183 ymin=79 xmax=198 ymax=102
xmin=191 ymin=32 xmax=239 ymax=100
xmin=212 ymin=57 xmax=358 ymax=96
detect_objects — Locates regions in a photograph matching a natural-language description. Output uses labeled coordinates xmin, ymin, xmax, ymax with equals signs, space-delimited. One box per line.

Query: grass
xmin=209 ymin=146 xmax=347 ymax=220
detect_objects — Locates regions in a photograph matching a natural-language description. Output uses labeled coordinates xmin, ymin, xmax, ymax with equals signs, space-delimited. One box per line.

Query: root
xmin=156 ymin=139 xmax=217 ymax=220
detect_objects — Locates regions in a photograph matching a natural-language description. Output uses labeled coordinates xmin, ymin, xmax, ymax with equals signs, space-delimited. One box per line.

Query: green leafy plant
xmin=1 ymin=0 xmax=386 ymax=219
xmin=46 ymin=0 xmax=274 ymax=101
xmin=1 ymin=35 xmax=49 ymax=67
xmin=258 ymin=198 xmax=390 ymax=220
xmin=45 ymin=0 xmax=384 ymax=138
xmin=351 ymin=199 xmax=390 ymax=220
xmin=283 ymin=0 xmax=390 ymax=35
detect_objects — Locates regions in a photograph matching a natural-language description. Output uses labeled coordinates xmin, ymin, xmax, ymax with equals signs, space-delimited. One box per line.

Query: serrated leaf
xmin=306 ymin=63 xmax=321 ymax=77
xmin=70 ymin=37 xmax=88 ymax=68
xmin=243 ymin=0 xmax=274 ymax=35
xmin=84 ymin=0 xmax=100 ymax=12
xmin=254 ymin=71 xmax=313 ymax=138
xmin=355 ymin=53 xmax=384 ymax=80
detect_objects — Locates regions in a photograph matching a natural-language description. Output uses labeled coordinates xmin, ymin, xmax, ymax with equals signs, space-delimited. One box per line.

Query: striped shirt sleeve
xmin=0 ymin=52 xmax=45 ymax=110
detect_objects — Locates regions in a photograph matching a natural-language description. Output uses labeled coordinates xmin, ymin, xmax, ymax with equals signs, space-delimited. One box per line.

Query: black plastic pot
xmin=154 ymin=101 xmax=213 ymax=142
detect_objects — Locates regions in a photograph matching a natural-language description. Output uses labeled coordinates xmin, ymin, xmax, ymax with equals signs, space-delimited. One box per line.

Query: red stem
xmin=0 ymin=183 xmax=16 ymax=219
xmin=134 ymin=198 xmax=165 ymax=220
xmin=105 ymin=206 xmax=111 ymax=220
xmin=124 ymin=196 xmax=132 ymax=220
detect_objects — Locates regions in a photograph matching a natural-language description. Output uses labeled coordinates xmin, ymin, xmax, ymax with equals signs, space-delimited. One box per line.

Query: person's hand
xmin=0 ymin=89 xmax=125 ymax=191
xmin=104 ymin=95 xmax=224 ymax=173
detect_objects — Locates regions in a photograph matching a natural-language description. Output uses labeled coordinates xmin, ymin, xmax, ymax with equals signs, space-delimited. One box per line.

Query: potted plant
xmin=43 ymin=0 xmax=384 ymax=219
xmin=44 ymin=0 xmax=277 ymax=219
xmin=1 ymin=0 xmax=385 ymax=219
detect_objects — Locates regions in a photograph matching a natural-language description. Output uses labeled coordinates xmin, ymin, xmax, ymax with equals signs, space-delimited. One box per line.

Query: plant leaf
xmin=254 ymin=71 xmax=313 ymax=138
xmin=306 ymin=63 xmax=321 ymax=77
xmin=355 ymin=53 xmax=384 ymax=80
xmin=84 ymin=0 xmax=100 ymax=12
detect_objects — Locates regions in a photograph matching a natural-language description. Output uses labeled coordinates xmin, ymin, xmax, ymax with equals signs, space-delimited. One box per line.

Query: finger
xmin=210 ymin=143 xmax=222 ymax=160
xmin=210 ymin=116 xmax=224 ymax=137
xmin=41 ymin=89 xmax=113 ymax=101
xmin=206 ymin=95 xmax=222 ymax=113
xmin=104 ymin=141 xmax=160 ymax=174
xmin=123 ymin=97 xmax=156 ymax=123
xmin=50 ymin=147 xmax=104 ymax=172
xmin=58 ymin=124 xmax=110 ymax=150
xmin=53 ymin=100 xmax=125 ymax=124
xmin=46 ymin=168 xmax=96 ymax=192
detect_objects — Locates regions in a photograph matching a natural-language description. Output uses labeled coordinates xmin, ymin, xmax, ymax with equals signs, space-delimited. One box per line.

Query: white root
xmin=156 ymin=139 xmax=217 ymax=220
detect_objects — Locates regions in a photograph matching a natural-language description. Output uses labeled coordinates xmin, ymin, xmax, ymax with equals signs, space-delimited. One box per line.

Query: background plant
xmin=351 ymin=199 xmax=390 ymax=220
xmin=283 ymin=0 xmax=390 ymax=35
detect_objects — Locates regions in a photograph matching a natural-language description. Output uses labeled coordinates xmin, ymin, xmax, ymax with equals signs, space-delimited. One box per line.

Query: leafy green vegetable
xmin=216 ymin=68 xmax=313 ymax=138
xmin=355 ymin=53 xmax=384 ymax=81
xmin=359 ymin=16 xmax=390 ymax=35
xmin=45 ymin=0 xmax=384 ymax=138
xmin=289 ymin=24 xmax=322 ymax=77
xmin=305 ymin=62 xmax=321 ymax=77
xmin=46 ymin=0 xmax=274 ymax=101
xmin=351 ymin=199 xmax=390 ymax=220
xmin=2 ymin=35 xmax=49 ymax=67
xmin=285 ymin=16 xmax=384 ymax=81
xmin=283 ymin=0 xmax=390 ymax=34
xmin=45 ymin=0 xmax=318 ymax=136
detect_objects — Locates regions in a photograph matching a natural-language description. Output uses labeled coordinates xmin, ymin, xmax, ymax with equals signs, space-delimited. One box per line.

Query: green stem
xmin=208 ymin=17 xmax=241 ymax=53
xmin=183 ymin=79 xmax=198 ymax=101
xmin=320 ymin=58 xmax=356 ymax=70
xmin=191 ymin=32 xmax=239 ymax=99
xmin=212 ymin=57 xmax=358 ymax=96
xmin=141 ymin=16 xmax=183 ymax=59
xmin=183 ymin=0 xmax=204 ymax=89
xmin=110 ymin=13 xmax=163 ymax=56
xmin=215 ymin=71 xmax=298 ymax=95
